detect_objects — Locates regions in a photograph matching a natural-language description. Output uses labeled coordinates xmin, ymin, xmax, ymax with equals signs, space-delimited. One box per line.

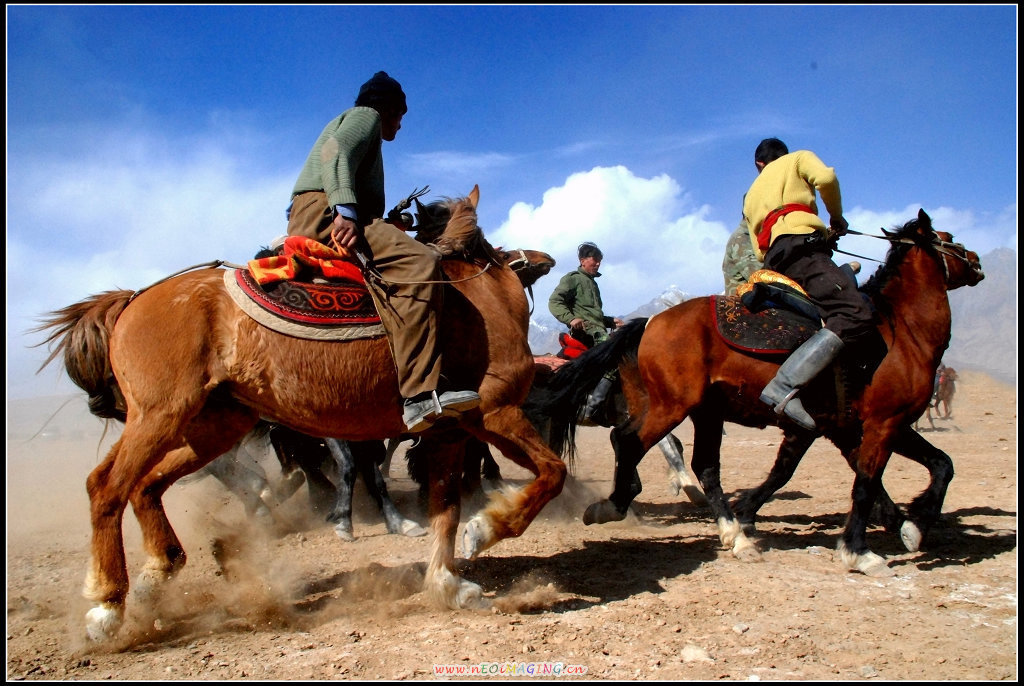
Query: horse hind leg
xmin=582 ymin=422 xmax=645 ymax=525
xmin=659 ymin=432 xmax=706 ymax=505
xmin=351 ymin=440 xmax=426 ymax=538
xmin=323 ymin=439 xmax=358 ymax=541
xmin=84 ymin=419 xmax=198 ymax=642
xmin=689 ymin=412 xmax=760 ymax=562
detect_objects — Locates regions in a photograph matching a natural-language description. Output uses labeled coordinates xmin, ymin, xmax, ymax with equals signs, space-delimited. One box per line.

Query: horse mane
xmin=416 ymin=196 xmax=502 ymax=267
xmin=860 ymin=210 xmax=939 ymax=318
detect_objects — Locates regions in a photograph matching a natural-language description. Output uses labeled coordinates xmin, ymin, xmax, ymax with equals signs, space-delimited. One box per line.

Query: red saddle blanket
xmin=711 ymin=295 xmax=818 ymax=355
xmin=233 ymin=268 xmax=380 ymax=326
xmin=232 ymin=236 xmax=381 ymax=327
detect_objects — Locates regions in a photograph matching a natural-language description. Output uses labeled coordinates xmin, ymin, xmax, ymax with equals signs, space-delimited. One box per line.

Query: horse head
xmin=496 ymin=248 xmax=556 ymax=288
xmin=866 ymin=209 xmax=985 ymax=300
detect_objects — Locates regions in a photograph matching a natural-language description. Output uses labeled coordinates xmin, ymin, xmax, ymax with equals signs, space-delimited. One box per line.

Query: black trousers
xmin=763 ymin=233 xmax=875 ymax=344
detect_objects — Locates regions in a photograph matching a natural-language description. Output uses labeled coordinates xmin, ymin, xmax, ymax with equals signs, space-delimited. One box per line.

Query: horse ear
xmin=468 ymin=185 xmax=480 ymax=209
xmin=918 ymin=208 xmax=932 ymax=230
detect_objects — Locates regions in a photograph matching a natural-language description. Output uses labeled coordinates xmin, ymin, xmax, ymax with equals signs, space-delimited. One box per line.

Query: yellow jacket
xmin=743 ymin=150 xmax=842 ymax=260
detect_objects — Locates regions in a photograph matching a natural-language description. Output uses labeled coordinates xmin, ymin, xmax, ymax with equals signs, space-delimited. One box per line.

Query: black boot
xmin=760 ymin=328 xmax=844 ymax=431
xmin=583 ymin=377 xmax=614 ymax=424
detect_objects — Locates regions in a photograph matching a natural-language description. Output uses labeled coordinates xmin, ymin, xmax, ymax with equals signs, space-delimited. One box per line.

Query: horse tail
xmin=32 ymin=290 xmax=134 ymax=422
xmin=525 ymin=318 xmax=648 ymax=463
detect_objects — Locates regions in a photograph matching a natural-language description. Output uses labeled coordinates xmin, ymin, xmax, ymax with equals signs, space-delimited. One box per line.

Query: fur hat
xmin=355 ymin=71 xmax=407 ymax=114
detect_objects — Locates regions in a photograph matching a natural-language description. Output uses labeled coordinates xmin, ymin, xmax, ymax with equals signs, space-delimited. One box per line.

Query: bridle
xmin=838 ymin=228 xmax=980 ymax=284
xmin=504 ymin=248 xmax=542 ymax=314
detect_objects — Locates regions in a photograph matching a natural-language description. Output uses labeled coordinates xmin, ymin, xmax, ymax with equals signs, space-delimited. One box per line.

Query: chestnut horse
xmin=35 ymin=186 xmax=567 ymax=642
xmin=534 ymin=210 xmax=983 ymax=577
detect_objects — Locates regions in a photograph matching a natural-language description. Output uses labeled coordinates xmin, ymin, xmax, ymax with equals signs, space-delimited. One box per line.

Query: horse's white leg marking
xmin=837 ymin=540 xmax=895 ymax=577
xmin=133 ymin=560 xmax=176 ymax=604
xmin=84 ymin=603 xmax=124 ymax=642
xmin=719 ymin=517 xmax=762 ymax=562
xmin=426 ymin=533 xmax=490 ymax=610
xmin=461 ymin=485 xmax=524 ymax=558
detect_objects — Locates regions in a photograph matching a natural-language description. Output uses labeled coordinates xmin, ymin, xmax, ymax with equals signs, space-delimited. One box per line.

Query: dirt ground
xmin=6 ymin=370 xmax=1017 ymax=681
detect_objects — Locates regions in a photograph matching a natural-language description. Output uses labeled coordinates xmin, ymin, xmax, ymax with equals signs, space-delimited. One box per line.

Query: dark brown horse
xmin=534 ymin=210 xmax=983 ymax=577
xmin=35 ymin=186 xmax=567 ymax=642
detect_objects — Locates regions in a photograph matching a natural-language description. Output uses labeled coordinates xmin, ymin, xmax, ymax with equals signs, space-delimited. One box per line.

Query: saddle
xmin=713 ymin=270 xmax=821 ymax=354
xmin=556 ymin=333 xmax=590 ymax=360
xmin=223 ymin=236 xmax=386 ymax=341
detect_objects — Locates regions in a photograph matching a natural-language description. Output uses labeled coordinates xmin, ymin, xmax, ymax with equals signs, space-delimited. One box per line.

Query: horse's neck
xmin=878 ymin=252 xmax=952 ymax=350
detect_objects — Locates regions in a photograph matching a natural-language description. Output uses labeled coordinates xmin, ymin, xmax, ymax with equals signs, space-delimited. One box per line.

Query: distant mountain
xmin=528 ymin=250 xmax=1017 ymax=385
xmin=945 ymin=247 xmax=1017 ymax=384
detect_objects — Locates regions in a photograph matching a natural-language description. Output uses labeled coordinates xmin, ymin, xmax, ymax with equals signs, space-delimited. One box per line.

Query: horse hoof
xmin=668 ymin=476 xmax=682 ymax=497
xmin=399 ymin=519 xmax=427 ymax=538
xmin=333 ymin=525 xmax=355 ymax=542
xmin=461 ymin=517 xmax=493 ymax=560
xmin=583 ymin=500 xmax=626 ymax=525
xmin=733 ymin=543 xmax=763 ymax=563
xmin=900 ymin=521 xmax=923 ymax=553
xmin=134 ymin=566 xmax=173 ymax=604
xmin=85 ymin=603 xmax=123 ymax=642
xmin=456 ymin=580 xmax=490 ymax=610
xmin=841 ymin=546 xmax=895 ymax=577
xmin=682 ymin=484 xmax=708 ymax=507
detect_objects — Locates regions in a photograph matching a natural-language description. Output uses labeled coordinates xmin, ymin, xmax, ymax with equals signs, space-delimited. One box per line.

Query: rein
xmin=505 ymin=249 xmax=539 ymax=314
xmin=836 ymin=228 xmax=974 ymax=281
xmin=128 ymin=259 xmax=248 ymax=303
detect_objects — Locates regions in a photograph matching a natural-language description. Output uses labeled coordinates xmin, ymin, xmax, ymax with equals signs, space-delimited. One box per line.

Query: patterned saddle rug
xmin=223 ymin=236 xmax=386 ymax=341
xmin=713 ymin=271 xmax=822 ymax=354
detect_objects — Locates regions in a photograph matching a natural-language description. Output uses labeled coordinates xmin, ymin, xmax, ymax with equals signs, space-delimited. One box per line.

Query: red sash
xmin=757 ymin=203 xmax=814 ymax=251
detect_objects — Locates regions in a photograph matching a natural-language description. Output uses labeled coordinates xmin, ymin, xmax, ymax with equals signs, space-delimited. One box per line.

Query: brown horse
xmin=35 ymin=186 xmax=567 ymax=642
xmin=534 ymin=209 xmax=983 ymax=577
xmin=933 ymin=366 xmax=958 ymax=418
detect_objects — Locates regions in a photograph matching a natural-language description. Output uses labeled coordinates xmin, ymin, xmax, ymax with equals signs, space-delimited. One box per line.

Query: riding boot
xmin=583 ymin=376 xmax=614 ymax=423
xmin=760 ymin=328 xmax=844 ymax=431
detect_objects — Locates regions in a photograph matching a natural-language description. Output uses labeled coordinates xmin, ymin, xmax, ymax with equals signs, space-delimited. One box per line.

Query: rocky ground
xmin=6 ymin=370 xmax=1017 ymax=681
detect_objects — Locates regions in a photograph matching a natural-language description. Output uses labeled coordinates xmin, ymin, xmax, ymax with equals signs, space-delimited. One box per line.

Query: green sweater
xmin=548 ymin=268 xmax=617 ymax=341
xmin=291 ymin=106 xmax=386 ymax=225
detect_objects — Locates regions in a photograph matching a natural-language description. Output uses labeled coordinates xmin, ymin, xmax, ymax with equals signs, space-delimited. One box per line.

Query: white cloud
xmin=490 ymin=165 xmax=733 ymax=317
xmin=7 ymin=131 xmax=294 ymax=399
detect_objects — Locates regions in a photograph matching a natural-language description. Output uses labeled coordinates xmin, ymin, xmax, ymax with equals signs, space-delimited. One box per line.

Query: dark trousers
xmin=763 ymin=234 xmax=875 ymax=344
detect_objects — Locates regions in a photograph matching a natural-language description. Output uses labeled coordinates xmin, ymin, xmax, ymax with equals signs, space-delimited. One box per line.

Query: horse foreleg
xmin=690 ymin=412 xmax=760 ymax=562
xmin=732 ymin=429 xmax=817 ymax=533
xmin=888 ymin=425 xmax=954 ymax=552
xmin=204 ymin=447 xmax=275 ymax=522
xmin=837 ymin=438 xmax=897 ymax=577
xmin=659 ymin=432 xmax=707 ymax=505
xmin=323 ymin=439 xmax=357 ymax=541
xmin=461 ymin=407 xmax=567 ymax=559
xmin=420 ymin=431 xmax=487 ymax=609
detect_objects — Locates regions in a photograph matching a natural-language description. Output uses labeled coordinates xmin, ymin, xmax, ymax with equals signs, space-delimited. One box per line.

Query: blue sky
xmin=6 ymin=4 xmax=1018 ymax=399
